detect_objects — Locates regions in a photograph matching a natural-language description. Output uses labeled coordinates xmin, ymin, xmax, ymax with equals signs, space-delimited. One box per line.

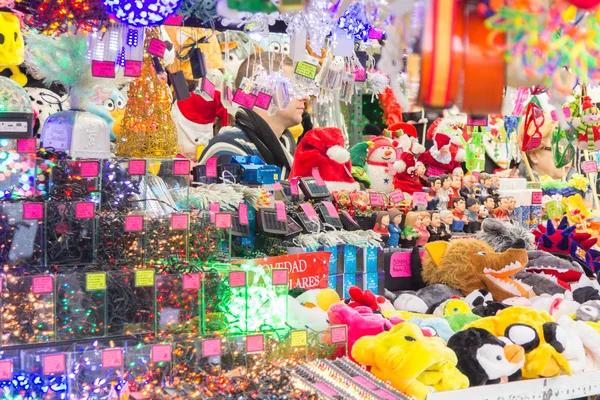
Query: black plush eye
xmin=543 ymin=322 xmax=567 ymax=353
xmin=14 ymin=32 xmax=17 ymax=41
xmin=405 ymin=336 xmax=416 ymax=342
xmin=116 ymin=98 xmax=126 ymax=109
xmin=0 ymin=34 xmax=4 ymax=45
xmin=103 ymin=99 xmax=115 ymax=111
xmin=496 ymin=355 xmax=502 ymax=361
xmin=505 ymin=324 xmax=539 ymax=352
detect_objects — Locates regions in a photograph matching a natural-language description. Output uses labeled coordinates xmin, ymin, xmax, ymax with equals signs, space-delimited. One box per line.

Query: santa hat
xmin=289 ymin=127 xmax=360 ymax=192
xmin=172 ymin=92 xmax=229 ymax=160
xmin=433 ymin=133 xmax=451 ymax=149
xmin=367 ymin=136 xmax=396 ymax=159
xmin=384 ymin=122 xmax=418 ymax=139
xmin=581 ymin=96 xmax=597 ymax=117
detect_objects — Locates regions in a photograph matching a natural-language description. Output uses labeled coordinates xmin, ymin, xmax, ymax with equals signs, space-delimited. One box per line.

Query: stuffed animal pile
xmin=290 ymin=218 xmax=600 ymax=400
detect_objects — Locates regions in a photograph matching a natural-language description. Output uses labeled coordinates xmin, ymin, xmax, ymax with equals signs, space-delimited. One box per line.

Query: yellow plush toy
xmin=0 ymin=11 xmax=26 ymax=86
xmin=465 ymin=307 xmax=572 ymax=379
xmin=352 ymin=322 xmax=469 ymax=400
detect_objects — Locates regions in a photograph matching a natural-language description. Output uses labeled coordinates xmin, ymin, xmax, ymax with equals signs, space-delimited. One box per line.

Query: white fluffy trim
xmin=452 ymin=167 xmax=463 ymax=175
xmin=450 ymin=135 xmax=463 ymax=146
xmin=393 ymin=160 xmax=407 ymax=173
xmin=454 ymin=148 xmax=466 ymax=162
xmin=325 ymin=180 xmax=361 ymax=193
xmin=326 ymin=145 xmax=351 ymax=164
xmin=411 ymin=142 xmax=426 ymax=155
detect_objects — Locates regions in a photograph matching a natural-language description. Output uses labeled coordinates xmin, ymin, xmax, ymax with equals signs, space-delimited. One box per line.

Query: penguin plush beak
xmin=504 ymin=343 xmax=525 ymax=364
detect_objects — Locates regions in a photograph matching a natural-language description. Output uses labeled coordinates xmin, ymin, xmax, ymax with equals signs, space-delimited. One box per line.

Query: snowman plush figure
xmin=350 ymin=136 xmax=402 ymax=193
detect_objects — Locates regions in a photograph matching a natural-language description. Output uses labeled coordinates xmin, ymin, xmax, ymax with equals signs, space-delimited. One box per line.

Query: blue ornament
xmin=337 ymin=2 xmax=371 ymax=42
xmin=102 ymin=0 xmax=183 ymax=27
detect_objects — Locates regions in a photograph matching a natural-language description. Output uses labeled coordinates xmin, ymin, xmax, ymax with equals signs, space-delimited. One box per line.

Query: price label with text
xmin=17 ymin=138 xmax=36 ymax=153
xmin=91 ymin=60 xmax=116 ymax=78
xmin=413 ymin=192 xmax=428 ymax=205
xmin=124 ymin=60 xmax=142 ymax=77
xmin=148 ymin=39 xmax=167 ymax=58
xmin=238 ymin=203 xmax=249 ymax=225
xmin=43 ymin=354 xmax=66 ymax=375
xmin=205 ymin=157 xmax=217 ymax=178
xmin=215 ymin=213 xmax=232 ymax=229
xmin=229 ymin=271 xmax=246 ymax=287
xmin=151 ymin=344 xmax=172 ymax=363
xmin=275 ymin=201 xmax=287 ymax=221
xmin=79 ymin=161 xmax=99 ymax=178
xmin=32 ymin=276 xmax=53 ymax=295
xmin=369 ymin=192 xmax=385 ymax=207
xmin=202 ymin=338 xmax=222 ymax=357
xmin=330 ymin=325 xmax=348 ymax=344
xmin=390 ymin=190 xmax=405 ymax=203
xmin=102 ymin=349 xmax=123 ymax=368
xmin=582 ymin=161 xmax=598 ymax=174
xmin=246 ymin=334 xmax=265 ymax=354
xmin=125 ymin=215 xmax=144 ymax=232
xmin=232 ymin=90 xmax=257 ymax=108
xmin=135 ymin=270 xmax=155 ymax=287
xmin=173 ymin=160 xmax=190 ymax=175
xmin=0 ymin=360 xmax=12 ymax=381
xmin=312 ymin=168 xmax=325 ymax=186
xmin=290 ymin=330 xmax=307 ymax=347
xmin=272 ymin=269 xmax=288 ymax=285
xmin=23 ymin=203 xmax=44 ymax=220
xmin=182 ymin=273 xmax=200 ymax=291
xmin=75 ymin=202 xmax=95 ymax=219
xmin=171 ymin=213 xmax=189 ymax=230
xmin=128 ymin=160 xmax=146 ymax=175
xmin=86 ymin=273 xmax=106 ymax=291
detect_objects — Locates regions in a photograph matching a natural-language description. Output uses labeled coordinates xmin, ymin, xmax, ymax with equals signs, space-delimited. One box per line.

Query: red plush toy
xmin=385 ymin=122 xmax=426 ymax=195
xmin=347 ymin=286 xmax=387 ymax=311
xmin=289 ymin=127 xmax=360 ymax=192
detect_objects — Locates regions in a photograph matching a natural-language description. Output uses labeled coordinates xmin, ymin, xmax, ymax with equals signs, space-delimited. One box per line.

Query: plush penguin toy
xmin=447 ymin=328 xmax=525 ymax=386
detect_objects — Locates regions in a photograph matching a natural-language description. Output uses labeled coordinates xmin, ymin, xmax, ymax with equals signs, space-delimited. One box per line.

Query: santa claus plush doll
xmin=418 ymin=132 xmax=463 ymax=176
xmin=289 ymin=127 xmax=360 ymax=192
xmin=427 ymin=117 xmax=466 ymax=163
xmin=171 ymin=92 xmax=229 ymax=161
xmin=384 ymin=123 xmax=425 ymax=195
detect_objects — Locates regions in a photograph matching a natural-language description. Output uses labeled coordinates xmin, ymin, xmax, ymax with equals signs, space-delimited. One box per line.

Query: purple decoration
xmin=337 ymin=2 xmax=371 ymax=42
xmin=102 ymin=0 xmax=182 ymax=27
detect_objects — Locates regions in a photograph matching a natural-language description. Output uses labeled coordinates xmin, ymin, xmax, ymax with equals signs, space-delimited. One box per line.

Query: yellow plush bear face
xmin=465 ymin=306 xmax=572 ymax=379
xmin=0 ymin=12 xmax=24 ymax=67
xmin=352 ymin=322 xmax=469 ymax=400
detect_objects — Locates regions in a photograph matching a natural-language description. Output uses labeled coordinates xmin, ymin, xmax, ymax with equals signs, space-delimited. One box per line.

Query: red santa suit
xmin=418 ymin=133 xmax=463 ymax=176
xmin=386 ymin=123 xmax=425 ymax=195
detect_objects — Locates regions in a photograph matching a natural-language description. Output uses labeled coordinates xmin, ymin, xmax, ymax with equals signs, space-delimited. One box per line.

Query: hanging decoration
xmin=101 ymin=0 xmax=182 ymax=27
xmin=24 ymin=0 xmax=112 ymax=35
xmin=176 ymin=0 xmax=218 ymax=23
xmin=337 ymin=2 xmax=371 ymax=42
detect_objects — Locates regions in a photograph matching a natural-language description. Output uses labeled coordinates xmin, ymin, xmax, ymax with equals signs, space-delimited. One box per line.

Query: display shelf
xmin=427 ymin=372 xmax=600 ymax=400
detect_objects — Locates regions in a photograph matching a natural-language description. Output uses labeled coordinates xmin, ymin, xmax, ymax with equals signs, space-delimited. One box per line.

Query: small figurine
xmin=465 ymin=198 xmax=482 ymax=233
xmin=426 ymin=176 xmax=441 ymax=210
xmin=460 ymin=174 xmax=477 ymax=199
xmin=387 ymin=208 xmax=403 ymax=247
xmin=401 ymin=211 xmax=420 ymax=248
xmin=507 ymin=196 xmax=516 ymax=222
xmin=493 ymin=196 xmax=510 ymax=220
xmin=373 ymin=211 xmax=390 ymax=236
xmin=481 ymin=195 xmax=496 ymax=219
xmin=573 ymin=96 xmax=600 ymax=151
xmin=417 ymin=132 xmax=463 ymax=176
xmin=428 ymin=212 xmax=452 ymax=241
xmin=475 ymin=172 xmax=491 ymax=199
xmin=451 ymin=197 xmax=468 ymax=232
xmin=437 ymin=174 xmax=451 ymax=210
xmin=415 ymin=212 xmax=431 ymax=247
xmin=440 ymin=210 xmax=454 ymax=233
xmin=449 ymin=174 xmax=462 ymax=206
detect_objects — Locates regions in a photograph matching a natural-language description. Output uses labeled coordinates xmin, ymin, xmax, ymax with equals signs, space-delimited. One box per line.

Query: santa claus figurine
xmin=384 ymin=122 xmax=425 ymax=195
xmin=289 ymin=127 xmax=360 ymax=192
xmin=418 ymin=132 xmax=463 ymax=176
xmin=426 ymin=117 xmax=466 ymax=163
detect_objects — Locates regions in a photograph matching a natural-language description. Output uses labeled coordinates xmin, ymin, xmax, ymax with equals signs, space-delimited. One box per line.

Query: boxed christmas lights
xmin=156 ymin=272 xmax=202 ymax=338
xmin=0 ymin=202 xmax=44 ymax=270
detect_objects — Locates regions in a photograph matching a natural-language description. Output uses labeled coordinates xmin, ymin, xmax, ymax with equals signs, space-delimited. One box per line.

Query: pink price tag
xmin=32 ymin=276 xmax=53 ymax=294
xmin=582 ymin=161 xmax=598 ymax=173
xmin=102 ymin=349 xmax=123 ymax=368
xmin=246 ymin=334 xmax=265 ymax=353
xmin=323 ymin=201 xmax=338 ymax=218
xmin=369 ymin=192 xmax=385 ymax=207
xmin=330 ymin=325 xmax=347 ymax=344
xmin=79 ymin=161 xmax=99 ymax=178
xmin=368 ymin=28 xmax=384 ymax=39
xmin=374 ymin=389 xmax=399 ymax=400
xmin=151 ymin=344 xmax=172 ymax=363
xmin=128 ymin=160 xmax=146 ymax=175
xmin=23 ymin=203 xmax=44 ymax=220
xmin=215 ymin=213 xmax=232 ymax=229
xmin=300 ymin=203 xmax=318 ymax=220
xmin=91 ymin=60 xmax=116 ymax=78
xmin=43 ymin=354 xmax=66 ymax=375
xmin=232 ymin=90 xmax=257 ymax=108
xmin=354 ymin=68 xmax=366 ymax=82
xmin=551 ymin=107 xmax=571 ymax=122
xmin=164 ymin=15 xmax=183 ymax=25
xmin=209 ymin=202 xmax=220 ymax=223
xmin=275 ymin=201 xmax=287 ymax=221
xmin=201 ymin=78 xmax=216 ymax=99
xmin=171 ymin=214 xmax=189 ymax=230
xmin=173 ymin=160 xmax=190 ymax=175
xmin=202 ymin=338 xmax=222 ymax=357
xmin=17 ymin=138 xmax=36 ymax=153
xmin=238 ymin=203 xmax=249 ymax=225
xmin=124 ymin=60 xmax=142 ymax=77
xmin=0 ymin=360 xmax=12 ymax=381
xmin=353 ymin=375 xmax=377 ymax=389
xmin=290 ymin=177 xmax=299 ymax=196
xmin=272 ymin=269 xmax=288 ymax=285
xmin=205 ymin=157 xmax=218 ymax=178
xmin=390 ymin=252 xmax=412 ymax=277
xmin=148 ymin=38 xmax=167 ymax=58
xmin=532 ymin=191 xmax=542 ymax=205
xmin=229 ymin=271 xmax=246 ymax=287
xmin=390 ymin=190 xmax=405 ymax=203
xmin=342 ymin=210 xmax=357 ymax=224
xmin=182 ymin=273 xmax=200 ymax=291
xmin=312 ymin=168 xmax=325 ymax=186
xmin=75 ymin=202 xmax=95 ymax=219
xmin=273 ymin=182 xmax=283 ymax=191
xmin=413 ymin=192 xmax=428 ymax=205
xmin=125 ymin=215 xmax=144 ymax=232
xmin=467 ymin=116 xmax=488 ymax=126
xmin=255 ymin=92 xmax=272 ymax=110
